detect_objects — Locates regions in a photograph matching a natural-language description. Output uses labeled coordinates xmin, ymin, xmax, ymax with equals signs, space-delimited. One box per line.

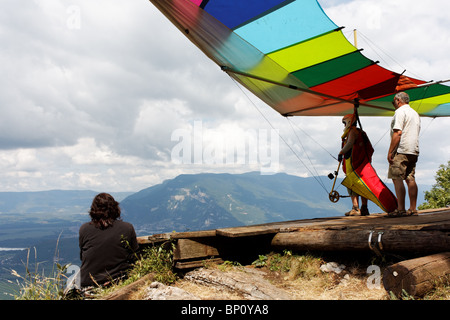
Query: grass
xmin=71 ymin=241 xmax=178 ymax=299
xmin=9 ymin=246 xmax=70 ymax=300
xmin=251 ymin=250 xmax=323 ymax=276
xmin=255 ymin=251 xmax=388 ymax=300
xmin=10 ymin=241 xmax=178 ymax=300
xmin=423 ymin=275 xmax=450 ymax=300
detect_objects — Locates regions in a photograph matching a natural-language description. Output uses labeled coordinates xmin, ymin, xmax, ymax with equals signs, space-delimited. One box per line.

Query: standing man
xmin=387 ymin=92 xmax=421 ymax=217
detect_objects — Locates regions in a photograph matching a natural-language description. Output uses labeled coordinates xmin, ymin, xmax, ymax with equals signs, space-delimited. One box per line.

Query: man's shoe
xmin=360 ymin=205 xmax=370 ymax=216
xmin=387 ymin=209 xmax=407 ymax=218
xmin=345 ymin=207 xmax=361 ymax=216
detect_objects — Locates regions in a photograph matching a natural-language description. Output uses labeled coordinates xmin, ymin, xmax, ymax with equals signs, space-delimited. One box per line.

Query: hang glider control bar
xmin=221 ymin=66 xmax=393 ymax=115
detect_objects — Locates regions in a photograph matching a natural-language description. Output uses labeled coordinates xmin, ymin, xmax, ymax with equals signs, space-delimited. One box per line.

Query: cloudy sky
xmin=1 ymin=0 xmax=449 ymax=193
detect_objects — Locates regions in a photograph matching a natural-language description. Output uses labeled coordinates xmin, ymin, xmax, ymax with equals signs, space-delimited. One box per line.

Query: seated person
xmin=79 ymin=193 xmax=139 ymax=288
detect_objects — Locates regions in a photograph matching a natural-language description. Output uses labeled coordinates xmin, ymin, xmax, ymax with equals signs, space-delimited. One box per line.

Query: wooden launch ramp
xmin=137 ymin=208 xmax=450 ymax=270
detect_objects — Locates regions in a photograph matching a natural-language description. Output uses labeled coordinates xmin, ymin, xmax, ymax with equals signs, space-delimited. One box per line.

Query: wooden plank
xmin=169 ymin=230 xmax=217 ymax=239
xmin=216 ymin=209 xmax=450 ymax=238
xmin=383 ymin=252 xmax=450 ymax=298
xmin=174 ymin=238 xmax=219 ymax=260
xmin=216 ymin=216 xmax=345 ymax=238
xmin=137 ymin=229 xmax=216 ymax=244
xmin=175 ymin=258 xmax=224 ymax=270
xmin=137 ymin=234 xmax=171 ymax=245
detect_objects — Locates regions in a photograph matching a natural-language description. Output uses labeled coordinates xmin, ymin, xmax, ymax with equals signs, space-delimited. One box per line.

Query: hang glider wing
xmin=149 ymin=0 xmax=450 ymax=117
xmin=342 ymin=162 xmax=398 ymax=213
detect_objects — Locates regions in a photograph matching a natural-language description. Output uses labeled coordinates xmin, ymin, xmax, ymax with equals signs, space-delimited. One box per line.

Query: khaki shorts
xmin=388 ymin=153 xmax=418 ymax=180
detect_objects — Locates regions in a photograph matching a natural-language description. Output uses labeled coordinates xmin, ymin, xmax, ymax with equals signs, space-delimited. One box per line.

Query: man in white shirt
xmin=387 ymin=92 xmax=421 ymax=217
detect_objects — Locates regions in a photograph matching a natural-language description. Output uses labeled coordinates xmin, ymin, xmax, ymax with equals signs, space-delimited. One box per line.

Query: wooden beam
xmin=102 ymin=273 xmax=156 ymax=300
xmin=383 ymin=252 xmax=450 ymax=298
xmin=175 ymin=258 xmax=224 ymax=270
xmin=174 ymin=238 xmax=219 ymax=261
xmin=137 ymin=229 xmax=216 ymax=244
xmin=271 ymin=229 xmax=450 ymax=253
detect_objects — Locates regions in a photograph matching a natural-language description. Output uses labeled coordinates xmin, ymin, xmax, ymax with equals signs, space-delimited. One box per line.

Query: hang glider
xmin=149 ymin=0 xmax=450 ymax=117
xmin=341 ymin=127 xmax=397 ymax=213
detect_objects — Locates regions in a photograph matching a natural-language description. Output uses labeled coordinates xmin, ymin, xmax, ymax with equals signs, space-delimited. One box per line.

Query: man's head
xmin=342 ymin=113 xmax=356 ymax=130
xmin=393 ymin=92 xmax=410 ymax=108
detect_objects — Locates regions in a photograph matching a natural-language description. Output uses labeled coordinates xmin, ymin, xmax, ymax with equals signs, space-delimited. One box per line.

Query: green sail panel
xmin=292 ymin=51 xmax=375 ymax=88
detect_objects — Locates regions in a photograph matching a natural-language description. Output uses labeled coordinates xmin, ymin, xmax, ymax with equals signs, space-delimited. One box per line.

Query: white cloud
xmin=0 ymin=0 xmax=448 ymax=192
xmin=322 ymin=0 xmax=450 ymax=79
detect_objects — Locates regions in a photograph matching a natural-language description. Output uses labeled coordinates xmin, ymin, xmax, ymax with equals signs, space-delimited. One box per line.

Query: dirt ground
xmin=175 ymin=266 xmax=387 ymax=300
xmin=136 ymin=257 xmax=389 ymax=300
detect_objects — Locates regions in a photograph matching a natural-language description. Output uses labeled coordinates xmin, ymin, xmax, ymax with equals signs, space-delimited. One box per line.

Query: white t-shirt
xmin=390 ymin=104 xmax=421 ymax=155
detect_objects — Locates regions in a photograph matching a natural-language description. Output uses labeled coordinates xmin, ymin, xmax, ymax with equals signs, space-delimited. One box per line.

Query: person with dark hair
xmin=79 ymin=193 xmax=139 ymax=288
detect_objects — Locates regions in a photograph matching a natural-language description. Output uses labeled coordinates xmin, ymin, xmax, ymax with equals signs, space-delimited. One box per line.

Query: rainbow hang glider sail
xmin=149 ymin=0 xmax=450 ymax=117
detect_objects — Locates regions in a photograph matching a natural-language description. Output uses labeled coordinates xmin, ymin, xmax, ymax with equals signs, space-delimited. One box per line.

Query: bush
xmin=419 ymin=161 xmax=450 ymax=209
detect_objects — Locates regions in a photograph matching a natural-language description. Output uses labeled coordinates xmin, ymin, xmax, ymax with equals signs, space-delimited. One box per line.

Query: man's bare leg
xmin=392 ymin=178 xmax=406 ymax=211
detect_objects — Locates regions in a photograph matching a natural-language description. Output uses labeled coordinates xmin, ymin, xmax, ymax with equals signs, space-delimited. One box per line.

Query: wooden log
xmin=102 ymin=273 xmax=155 ymax=300
xmin=272 ymin=229 xmax=368 ymax=251
xmin=137 ymin=230 xmax=217 ymax=244
xmin=382 ymin=252 xmax=450 ymax=298
xmin=271 ymin=229 xmax=450 ymax=253
xmin=184 ymin=268 xmax=292 ymax=300
xmin=174 ymin=258 xmax=223 ymax=270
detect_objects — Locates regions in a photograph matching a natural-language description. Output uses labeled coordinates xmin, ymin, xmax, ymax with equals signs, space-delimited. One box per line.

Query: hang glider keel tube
xmin=221 ymin=66 xmax=393 ymax=116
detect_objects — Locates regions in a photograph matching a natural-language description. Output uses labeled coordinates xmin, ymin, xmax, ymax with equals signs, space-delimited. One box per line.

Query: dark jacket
xmin=79 ymin=220 xmax=139 ymax=287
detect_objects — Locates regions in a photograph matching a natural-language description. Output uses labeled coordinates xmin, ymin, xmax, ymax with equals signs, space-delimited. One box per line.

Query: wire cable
xmin=228 ymin=76 xmax=330 ymax=195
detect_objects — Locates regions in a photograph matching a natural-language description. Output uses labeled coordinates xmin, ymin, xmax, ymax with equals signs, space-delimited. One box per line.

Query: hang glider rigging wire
xmin=355 ymin=31 xmax=450 ymax=88
xmin=356 ymin=30 xmax=407 ymax=74
xmin=228 ymin=76 xmax=330 ymax=195
xmin=286 ymin=117 xmax=328 ymax=188
xmin=287 ymin=118 xmax=338 ymax=161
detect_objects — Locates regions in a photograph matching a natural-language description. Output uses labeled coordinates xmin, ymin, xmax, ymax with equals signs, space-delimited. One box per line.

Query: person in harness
xmin=338 ymin=113 xmax=372 ymax=216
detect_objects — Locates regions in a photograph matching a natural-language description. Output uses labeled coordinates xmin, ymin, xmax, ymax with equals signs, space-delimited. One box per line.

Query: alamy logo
xmin=366 ymin=265 xmax=381 ymax=289
xmin=171 ymin=121 xmax=279 ymax=175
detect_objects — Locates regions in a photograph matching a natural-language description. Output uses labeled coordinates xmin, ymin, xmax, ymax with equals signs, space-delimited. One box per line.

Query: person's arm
xmin=339 ymin=128 xmax=357 ymax=156
xmin=125 ymin=224 xmax=140 ymax=262
xmin=388 ymin=129 xmax=402 ymax=163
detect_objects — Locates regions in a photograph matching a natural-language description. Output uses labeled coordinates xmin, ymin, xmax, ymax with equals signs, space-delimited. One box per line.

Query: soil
xmin=136 ymin=261 xmax=389 ymax=300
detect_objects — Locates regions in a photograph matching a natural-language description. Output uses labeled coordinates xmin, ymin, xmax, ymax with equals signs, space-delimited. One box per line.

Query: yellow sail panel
xmin=267 ymin=31 xmax=356 ymax=73
xmin=410 ymin=93 xmax=450 ymax=115
xmin=342 ymin=172 xmax=384 ymax=209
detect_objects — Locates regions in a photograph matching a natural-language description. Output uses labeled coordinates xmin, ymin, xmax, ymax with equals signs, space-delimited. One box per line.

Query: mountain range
xmin=120 ymin=172 xmax=349 ymax=234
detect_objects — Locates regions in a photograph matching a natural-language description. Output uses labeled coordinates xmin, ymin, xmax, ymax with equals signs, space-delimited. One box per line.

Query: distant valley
xmin=0 ymin=172 xmax=430 ymax=299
